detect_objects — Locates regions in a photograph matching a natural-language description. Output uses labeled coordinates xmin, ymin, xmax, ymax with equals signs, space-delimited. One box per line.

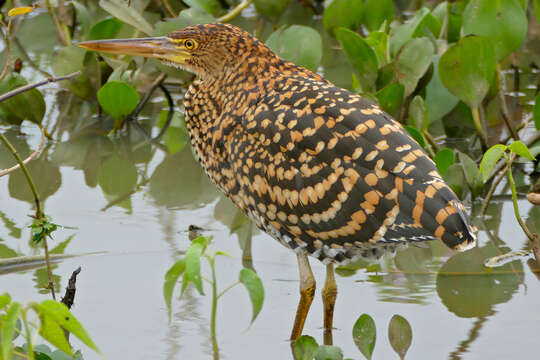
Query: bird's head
xmin=78 ymin=23 xmax=272 ymax=81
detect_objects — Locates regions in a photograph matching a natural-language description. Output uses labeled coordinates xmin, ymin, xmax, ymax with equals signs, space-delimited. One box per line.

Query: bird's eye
xmin=184 ymin=39 xmax=196 ymax=50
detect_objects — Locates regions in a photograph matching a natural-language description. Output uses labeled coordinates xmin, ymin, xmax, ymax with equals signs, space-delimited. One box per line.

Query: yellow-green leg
xmin=322 ymin=263 xmax=337 ymax=345
xmin=290 ymin=252 xmax=316 ymax=341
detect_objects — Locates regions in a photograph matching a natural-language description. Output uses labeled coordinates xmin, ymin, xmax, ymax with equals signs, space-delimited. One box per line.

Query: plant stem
xmin=0 ymin=19 xmax=13 ymax=82
xmin=0 ymin=133 xmax=41 ymax=216
xmin=161 ymin=0 xmax=177 ymax=17
xmin=45 ymin=0 xmax=70 ymax=45
xmin=471 ymin=106 xmax=487 ymax=148
xmin=0 ymin=130 xmax=56 ymax=299
xmin=496 ymin=64 xmax=518 ymax=141
xmin=0 ymin=130 xmax=46 ymax=177
xmin=217 ymin=0 xmax=252 ymax=23
xmin=209 ymin=257 xmax=219 ymax=360
xmin=505 ymin=154 xmax=540 ymax=263
xmin=21 ymin=309 xmax=35 ymax=360
xmin=217 ymin=281 xmax=240 ymax=299
xmin=480 ymin=161 xmax=508 ymax=215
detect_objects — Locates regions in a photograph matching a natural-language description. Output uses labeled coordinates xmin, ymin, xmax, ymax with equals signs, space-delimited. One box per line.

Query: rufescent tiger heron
xmin=78 ymin=23 xmax=477 ymax=343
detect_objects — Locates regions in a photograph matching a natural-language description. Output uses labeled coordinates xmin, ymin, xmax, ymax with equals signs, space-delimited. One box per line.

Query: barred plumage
xmin=78 ymin=23 xmax=477 ymax=341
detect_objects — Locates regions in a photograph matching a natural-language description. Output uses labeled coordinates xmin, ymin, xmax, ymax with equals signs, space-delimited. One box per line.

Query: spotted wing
xmin=226 ymin=77 xmax=476 ymax=263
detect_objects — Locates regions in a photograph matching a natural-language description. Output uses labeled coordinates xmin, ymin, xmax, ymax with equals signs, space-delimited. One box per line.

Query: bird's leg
xmin=322 ymin=263 xmax=337 ymax=345
xmin=290 ymin=252 xmax=316 ymax=341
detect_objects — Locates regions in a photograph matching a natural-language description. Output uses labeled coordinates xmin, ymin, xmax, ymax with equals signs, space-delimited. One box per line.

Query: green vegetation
xmin=0 ymin=0 xmax=539 ymax=359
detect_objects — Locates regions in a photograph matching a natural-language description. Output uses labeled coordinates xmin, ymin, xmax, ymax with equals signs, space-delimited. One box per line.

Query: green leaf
xmin=352 ymin=313 xmax=376 ymax=360
xmin=439 ymin=36 xmax=496 ymax=110
xmin=460 ymin=152 xmax=484 ymax=197
xmin=388 ymin=315 xmax=412 ymax=360
xmin=534 ymin=92 xmax=540 ymax=130
xmin=36 ymin=300 xmax=100 ymax=353
xmin=396 ymin=38 xmax=434 ymax=97
xmin=323 ymin=0 xmax=363 ymax=34
xmin=365 ymin=32 xmax=388 ymax=66
xmin=153 ymin=8 xmax=215 ymax=36
xmin=444 ymin=163 xmax=465 ymax=199
xmin=89 ymin=18 xmax=123 ymax=40
xmin=266 ymin=25 xmax=322 ymax=71
xmin=479 ymin=144 xmax=507 ymax=182
xmin=425 ymin=55 xmax=459 ymax=127
xmin=315 ymin=345 xmax=343 ymax=360
xmin=184 ymin=0 xmax=223 ymax=16
xmin=390 ymin=7 xmax=430 ymax=57
xmin=97 ymin=81 xmax=140 ymax=120
xmin=97 ymin=155 xmax=138 ymax=195
xmin=163 ymin=259 xmax=186 ymax=321
xmin=99 ymin=0 xmax=153 ymax=35
xmin=375 ymin=83 xmax=404 ymax=119
xmin=39 ymin=313 xmax=73 ymax=356
xmin=253 ymin=0 xmax=290 ymax=17
xmin=462 ymin=0 xmax=527 ymax=61
xmin=239 ymin=268 xmax=264 ymax=324
xmin=434 ymin=148 xmax=455 ymax=177
xmin=0 ymin=74 xmax=46 ymax=125
xmin=407 ymin=95 xmax=426 ymax=130
xmin=49 ymin=235 xmax=75 ymax=255
xmin=1 ymin=302 xmax=20 ymax=360
xmin=335 ymin=28 xmax=378 ymax=93
xmin=508 ymin=141 xmax=535 ymax=161
xmin=362 ymin=0 xmax=394 ymax=31
xmin=182 ymin=237 xmax=207 ymax=295
xmin=51 ymin=45 xmax=95 ymax=100
xmin=0 ymin=293 xmax=10 ymax=309
xmin=294 ymin=335 xmax=319 ymax=360
xmin=404 ymin=126 xmax=426 ymax=148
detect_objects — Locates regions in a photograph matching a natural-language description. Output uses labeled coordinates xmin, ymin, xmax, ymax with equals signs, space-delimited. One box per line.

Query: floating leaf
xmin=376 ymin=83 xmax=404 ymax=119
xmin=323 ymin=0 xmax=363 ymax=34
xmin=462 ymin=0 xmax=527 ymax=61
xmin=294 ymin=335 xmax=319 ymax=360
xmin=99 ymin=0 xmax=153 ymax=35
xmin=181 ymin=236 xmax=208 ymax=295
xmin=396 ymin=38 xmax=434 ymax=97
xmin=352 ymin=313 xmax=376 ymax=360
xmin=404 ymin=126 xmax=426 ymax=148
xmin=89 ymin=18 xmax=123 ymax=40
xmin=163 ymin=259 xmax=186 ymax=320
xmin=266 ymin=25 xmax=322 ymax=71
xmin=315 ymin=345 xmax=343 ymax=360
xmin=388 ymin=315 xmax=412 ymax=360
xmin=479 ymin=144 xmax=507 ymax=182
xmin=508 ymin=141 xmax=535 ymax=161
xmin=36 ymin=300 xmax=99 ymax=353
xmin=239 ymin=268 xmax=264 ymax=324
xmin=335 ymin=28 xmax=378 ymax=93
xmin=0 ymin=74 xmax=46 ymax=125
xmin=390 ymin=7 xmax=430 ymax=56
xmin=253 ymin=0 xmax=290 ymax=17
xmin=362 ymin=0 xmax=394 ymax=31
xmin=39 ymin=313 xmax=73 ymax=356
xmin=1 ymin=302 xmax=20 ymax=360
xmin=97 ymin=81 xmax=139 ymax=120
xmin=434 ymin=148 xmax=455 ymax=177
xmin=439 ymin=36 xmax=496 ymax=110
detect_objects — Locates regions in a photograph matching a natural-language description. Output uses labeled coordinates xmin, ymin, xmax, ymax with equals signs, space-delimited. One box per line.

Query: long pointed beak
xmin=77 ymin=37 xmax=189 ymax=63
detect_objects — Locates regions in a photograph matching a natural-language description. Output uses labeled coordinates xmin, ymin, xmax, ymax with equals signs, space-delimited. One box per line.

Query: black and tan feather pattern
xmin=181 ymin=24 xmax=476 ymax=264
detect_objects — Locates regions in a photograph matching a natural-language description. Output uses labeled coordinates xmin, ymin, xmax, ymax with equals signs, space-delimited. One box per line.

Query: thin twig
xmin=0 ymin=130 xmax=46 ymax=177
xmin=217 ymin=0 xmax=252 ymax=23
xmin=0 ymin=71 xmax=81 ymax=103
xmin=128 ymin=72 xmax=167 ymax=120
xmin=497 ymin=64 xmax=518 ymax=140
xmin=0 ymin=19 xmax=13 ymax=82
xmin=45 ymin=0 xmax=69 ymax=45
xmin=153 ymin=83 xmax=174 ymax=141
xmin=13 ymin=37 xmax=53 ymax=77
